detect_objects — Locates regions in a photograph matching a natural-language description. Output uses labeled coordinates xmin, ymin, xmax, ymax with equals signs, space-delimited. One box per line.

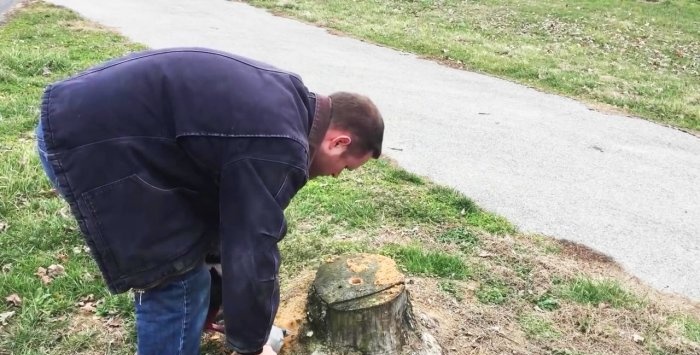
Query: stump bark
xmin=307 ymin=254 xmax=412 ymax=355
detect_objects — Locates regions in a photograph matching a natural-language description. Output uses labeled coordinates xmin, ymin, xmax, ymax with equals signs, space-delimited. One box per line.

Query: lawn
xmin=0 ymin=2 xmax=699 ymax=355
xmin=246 ymin=0 xmax=700 ymax=134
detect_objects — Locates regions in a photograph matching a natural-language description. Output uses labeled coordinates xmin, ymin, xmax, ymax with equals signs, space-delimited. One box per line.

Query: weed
xmin=680 ymin=316 xmax=700 ymax=343
xmin=437 ymin=227 xmax=479 ymax=252
xmin=533 ymin=293 xmax=560 ymax=311
xmin=438 ymin=280 xmax=463 ymax=301
xmin=475 ymin=278 xmax=510 ymax=305
xmin=560 ymin=277 xmax=641 ymax=309
xmin=518 ymin=313 xmax=561 ymax=340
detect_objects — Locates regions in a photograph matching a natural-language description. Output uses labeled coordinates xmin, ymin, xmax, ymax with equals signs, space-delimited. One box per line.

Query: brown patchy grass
xmin=201 ymin=228 xmax=700 ymax=354
xmin=48 ymin=313 xmax=132 ymax=355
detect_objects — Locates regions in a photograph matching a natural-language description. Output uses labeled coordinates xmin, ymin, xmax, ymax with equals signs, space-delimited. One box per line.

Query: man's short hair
xmin=329 ymin=92 xmax=384 ymax=158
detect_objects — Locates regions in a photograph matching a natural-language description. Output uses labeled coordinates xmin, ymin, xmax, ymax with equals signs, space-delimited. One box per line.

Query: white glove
xmin=265 ymin=326 xmax=286 ymax=353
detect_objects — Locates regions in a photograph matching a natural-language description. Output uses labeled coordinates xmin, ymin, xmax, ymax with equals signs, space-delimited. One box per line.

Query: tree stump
xmin=307 ymin=254 xmax=413 ymax=354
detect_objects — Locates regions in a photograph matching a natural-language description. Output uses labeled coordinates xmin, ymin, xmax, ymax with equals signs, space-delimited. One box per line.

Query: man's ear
xmin=331 ymin=135 xmax=352 ymax=148
xmin=325 ymin=131 xmax=352 ymax=155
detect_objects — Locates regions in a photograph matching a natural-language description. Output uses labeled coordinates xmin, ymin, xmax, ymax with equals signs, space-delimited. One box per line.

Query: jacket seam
xmin=42 ymin=85 xmax=55 ymax=146
xmin=53 ymin=136 xmax=178 ymax=154
xmin=179 ymin=278 xmax=189 ymax=355
xmin=178 ymin=132 xmax=303 ymax=142
xmin=84 ymin=188 xmax=122 ymax=282
xmin=221 ymin=156 xmax=307 ymax=173
xmin=179 ymin=133 xmax=308 ymax=156
xmin=273 ymin=173 xmax=290 ymax=200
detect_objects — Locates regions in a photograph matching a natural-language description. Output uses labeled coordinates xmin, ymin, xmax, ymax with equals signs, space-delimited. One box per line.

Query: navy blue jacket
xmin=38 ymin=48 xmax=332 ymax=353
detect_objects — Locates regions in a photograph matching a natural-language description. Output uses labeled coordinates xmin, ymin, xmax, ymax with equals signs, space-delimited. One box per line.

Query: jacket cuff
xmin=228 ymin=339 xmax=263 ymax=355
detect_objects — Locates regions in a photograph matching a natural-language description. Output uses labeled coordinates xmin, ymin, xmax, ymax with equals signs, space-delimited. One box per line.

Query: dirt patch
xmin=56 ymin=20 xmax=112 ymax=32
xmin=558 ymin=239 xmax=615 ymax=264
xmin=51 ymin=312 xmax=131 ymax=355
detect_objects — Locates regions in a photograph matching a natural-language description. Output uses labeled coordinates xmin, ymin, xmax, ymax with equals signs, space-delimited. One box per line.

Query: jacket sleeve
xmin=218 ymin=156 xmax=305 ymax=354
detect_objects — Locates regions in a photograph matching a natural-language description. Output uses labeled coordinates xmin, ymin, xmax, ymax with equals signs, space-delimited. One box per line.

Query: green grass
xmin=0 ymin=3 xmax=143 ymax=354
xmin=475 ymin=278 xmax=510 ymax=305
xmin=284 ymin=160 xmax=514 ymax=234
xmin=560 ymin=277 xmax=641 ymax=309
xmin=437 ymin=227 xmax=480 ymax=252
xmin=680 ymin=316 xmax=700 ymax=343
xmin=381 ymin=244 xmax=470 ymax=279
xmin=518 ymin=313 xmax=561 ymax=340
xmin=247 ymin=0 xmax=700 ymax=133
xmin=532 ymin=292 xmax=560 ymax=311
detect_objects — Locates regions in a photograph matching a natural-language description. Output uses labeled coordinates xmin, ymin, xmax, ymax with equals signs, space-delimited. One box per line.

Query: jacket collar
xmin=307 ymin=94 xmax=332 ymax=165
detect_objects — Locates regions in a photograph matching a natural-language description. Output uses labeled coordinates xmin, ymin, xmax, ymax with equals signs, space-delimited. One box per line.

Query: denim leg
xmin=134 ymin=265 xmax=211 ymax=355
xmin=35 ymin=121 xmax=59 ymax=190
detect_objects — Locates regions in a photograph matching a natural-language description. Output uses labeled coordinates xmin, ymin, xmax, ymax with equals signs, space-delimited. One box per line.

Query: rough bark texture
xmin=307 ymin=254 xmax=411 ymax=354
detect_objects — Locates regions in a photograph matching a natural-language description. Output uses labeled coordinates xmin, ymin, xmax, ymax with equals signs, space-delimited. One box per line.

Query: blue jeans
xmin=134 ymin=265 xmax=211 ymax=355
xmin=35 ymin=121 xmax=58 ymax=190
xmin=36 ymin=122 xmax=212 ymax=355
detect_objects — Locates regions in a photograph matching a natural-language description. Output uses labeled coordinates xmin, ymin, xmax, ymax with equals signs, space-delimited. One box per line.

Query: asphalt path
xmin=0 ymin=0 xmax=19 ymax=20
xmin=43 ymin=0 xmax=700 ymax=299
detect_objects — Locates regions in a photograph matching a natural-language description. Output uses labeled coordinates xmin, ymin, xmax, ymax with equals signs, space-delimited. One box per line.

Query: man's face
xmin=309 ymin=129 xmax=373 ymax=179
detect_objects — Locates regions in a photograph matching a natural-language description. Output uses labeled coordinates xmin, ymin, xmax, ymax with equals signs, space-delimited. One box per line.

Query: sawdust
xmin=344 ymin=253 xmax=405 ymax=286
xmin=346 ymin=256 xmax=369 ymax=273
xmin=275 ymin=270 xmax=317 ymax=354
xmin=370 ymin=255 xmax=405 ymax=286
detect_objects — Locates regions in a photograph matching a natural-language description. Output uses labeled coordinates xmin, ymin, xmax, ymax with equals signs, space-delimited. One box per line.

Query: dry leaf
xmin=1 ymin=264 xmax=12 ymax=273
xmin=71 ymin=245 xmax=91 ymax=255
xmin=0 ymin=221 xmax=8 ymax=232
xmin=35 ymin=267 xmax=52 ymax=284
xmin=79 ymin=302 xmax=97 ymax=314
xmin=57 ymin=252 xmax=69 ymax=262
xmin=59 ymin=206 xmax=72 ymax=219
xmin=5 ymin=294 xmax=21 ymax=307
xmin=79 ymin=294 xmax=95 ymax=303
xmin=633 ymin=334 xmax=645 ymax=343
xmin=105 ymin=317 xmax=122 ymax=328
xmin=47 ymin=264 xmax=65 ymax=278
xmin=0 ymin=311 xmax=15 ymax=325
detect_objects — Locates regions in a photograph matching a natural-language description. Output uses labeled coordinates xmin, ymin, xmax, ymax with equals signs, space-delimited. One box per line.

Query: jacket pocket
xmin=81 ymin=174 xmax=205 ymax=276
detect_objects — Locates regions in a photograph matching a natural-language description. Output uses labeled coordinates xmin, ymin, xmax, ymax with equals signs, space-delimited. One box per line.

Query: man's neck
xmin=307 ymin=94 xmax=332 ymax=165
